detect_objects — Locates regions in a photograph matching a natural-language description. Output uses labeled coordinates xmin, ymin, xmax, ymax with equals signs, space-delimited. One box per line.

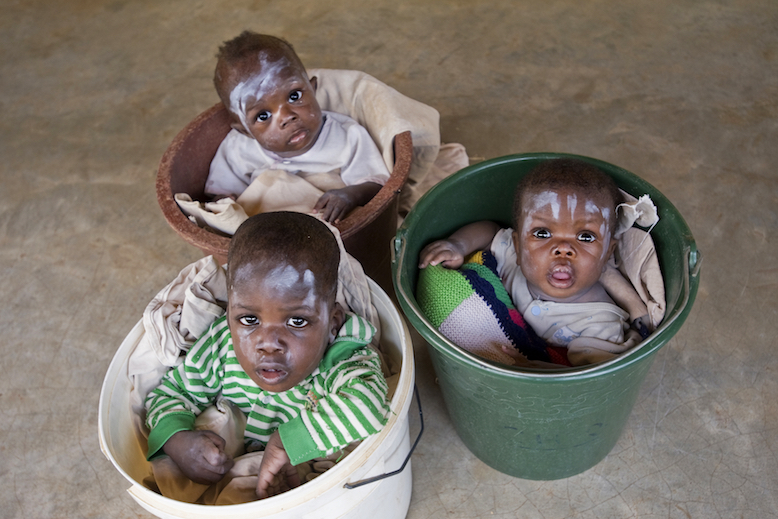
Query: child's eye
xmin=256 ymin=111 xmax=271 ymax=122
xmin=532 ymin=229 xmax=551 ymax=239
xmin=289 ymin=90 xmax=302 ymax=102
xmin=239 ymin=315 xmax=259 ymax=326
xmin=287 ymin=317 xmax=308 ymax=328
xmin=577 ymin=232 xmax=596 ymax=243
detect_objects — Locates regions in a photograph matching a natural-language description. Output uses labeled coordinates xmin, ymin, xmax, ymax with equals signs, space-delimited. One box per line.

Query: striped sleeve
xmin=279 ymin=343 xmax=390 ymax=465
xmin=144 ymin=316 xmax=231 ymax=459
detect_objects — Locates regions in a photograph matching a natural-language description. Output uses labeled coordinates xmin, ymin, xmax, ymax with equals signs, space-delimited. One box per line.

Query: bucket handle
xmin=343 ymin=385 xmax=424 ymax=490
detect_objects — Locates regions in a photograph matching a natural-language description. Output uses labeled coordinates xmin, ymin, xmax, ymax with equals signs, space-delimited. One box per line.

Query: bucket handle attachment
xmin=344 ymin=384 xmax=424 ymax=490
xmin=689 ymin=248 xmax=702 ymax=279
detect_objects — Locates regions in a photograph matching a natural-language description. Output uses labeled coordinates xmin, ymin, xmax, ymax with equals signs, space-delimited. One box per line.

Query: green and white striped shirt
xmin=145 ymin=313 xmax=389 ymax=465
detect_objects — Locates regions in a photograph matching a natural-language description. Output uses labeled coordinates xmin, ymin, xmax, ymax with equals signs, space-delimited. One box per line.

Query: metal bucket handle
xmin=343 ymin=385 xmax=424 ymax=490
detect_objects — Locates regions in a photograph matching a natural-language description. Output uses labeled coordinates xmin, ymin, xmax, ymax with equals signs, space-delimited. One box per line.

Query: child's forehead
xmin=520 ymin=187 xmax=613 ymax=212
xmin=229 ymin=256 xmax=329 ymax=297
xmin=235 ymin=51 xmax=305 ymax=87
xmin=232 ymin=256 xmax=307 ymax=281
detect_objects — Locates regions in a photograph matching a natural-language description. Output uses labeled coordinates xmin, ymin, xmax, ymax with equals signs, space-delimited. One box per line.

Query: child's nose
xmin=278 ymin=105 xmax=298 ymax=127
xmin=254 ymin=326 xmax=286 ymax=352
xmin=553 ymin=240 xmax=575 ymax=257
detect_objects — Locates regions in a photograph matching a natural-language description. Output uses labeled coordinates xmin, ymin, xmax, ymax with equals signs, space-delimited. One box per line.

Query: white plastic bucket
xmin=99 ymin=278 xmax=415 ymax=519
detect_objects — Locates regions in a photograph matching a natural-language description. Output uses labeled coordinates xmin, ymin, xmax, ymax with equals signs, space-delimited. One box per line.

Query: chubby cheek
xmin=232 ymin=335 xmax=259 ymax=368
xmin=251 ymin=127 xmax=279 ymax=147
xmin=515 ymin=232 xmax=541 ymax=266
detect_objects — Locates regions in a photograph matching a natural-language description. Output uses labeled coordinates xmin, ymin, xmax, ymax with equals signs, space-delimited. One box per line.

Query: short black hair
xmin=512 ymin=158 xmax=622 ymax=233
xmin=227 ymin=212 xmax=340 ymax=302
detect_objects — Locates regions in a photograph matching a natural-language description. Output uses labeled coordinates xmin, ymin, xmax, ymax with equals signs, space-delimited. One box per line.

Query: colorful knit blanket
xmin=417 ymin=250 xmax=571 ymax=367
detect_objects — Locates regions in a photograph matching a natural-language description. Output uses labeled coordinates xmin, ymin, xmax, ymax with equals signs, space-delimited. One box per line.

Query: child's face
xmin=226 ymin=55 xmax=323 ymax=158
xmin=227 ymin=260 xmax=343 ymax=393
xmin=513 ymin=187 xmax=618 ymax=303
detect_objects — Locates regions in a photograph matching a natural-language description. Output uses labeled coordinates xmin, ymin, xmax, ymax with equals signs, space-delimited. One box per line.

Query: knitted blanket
xmin=417 ymin=251 xmax=571 ymax=367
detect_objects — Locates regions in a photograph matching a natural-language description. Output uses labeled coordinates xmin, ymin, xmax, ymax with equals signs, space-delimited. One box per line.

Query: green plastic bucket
xmin=392 ymin=153 xmax=701 ymax=480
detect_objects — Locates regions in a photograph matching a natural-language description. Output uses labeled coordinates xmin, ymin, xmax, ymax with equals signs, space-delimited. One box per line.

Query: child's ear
xmin=226 ymin=111 xmax=250 ymax=136
xmin=329 ymin=302 xmax=345 ymax=339
xmin=229 ymin=120 xmax=250 ymax=136
xmin=309 ymin=75 xmax=318 ymax=92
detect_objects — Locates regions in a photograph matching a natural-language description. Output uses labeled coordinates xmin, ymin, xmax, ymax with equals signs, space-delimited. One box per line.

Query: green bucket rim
xmin=392 ymin=152 xmax=701 ymax=382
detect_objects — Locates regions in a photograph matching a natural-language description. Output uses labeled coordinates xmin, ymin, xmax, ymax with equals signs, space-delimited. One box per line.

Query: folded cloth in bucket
xmin=147 ymin=397 xmax=364 ymax=505
xmin=416 ymin=250 xmax=571 ymax=367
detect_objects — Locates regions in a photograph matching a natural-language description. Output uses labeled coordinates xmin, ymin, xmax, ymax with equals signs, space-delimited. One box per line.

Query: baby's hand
xmin=256 ymin=431 xmax=301 ymax=499
xmin=162 ymin=430 xmax=235 ymax=485
xmin=314 ymin=182 xmax=381 ymax=224
xmin=314 ymin=188 xmax=358 ymax=223
xmin=418 ymin=240 xmax=466 ymax=270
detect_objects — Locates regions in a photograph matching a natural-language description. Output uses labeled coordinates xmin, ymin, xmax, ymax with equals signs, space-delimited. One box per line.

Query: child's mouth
xmin=548 ymin=266 xmax=575 ymax=289
xmin=288 ymin=128 xmax=308 ymax=145
xmin=258 ymin=367 xmax=288 ymax=384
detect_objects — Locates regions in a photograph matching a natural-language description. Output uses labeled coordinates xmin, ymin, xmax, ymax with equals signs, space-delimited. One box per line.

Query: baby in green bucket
xmin=418 ymin=158 xmax=645 ymax=366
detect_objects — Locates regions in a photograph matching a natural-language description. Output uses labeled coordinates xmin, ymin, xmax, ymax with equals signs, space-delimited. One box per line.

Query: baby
xmin=419 ymin=158 xmax=641 ymax=366
xmin=145 ymin=211 xmax=390 ymax=499
xmin=206 ymin=31 xmax=390 ymax=223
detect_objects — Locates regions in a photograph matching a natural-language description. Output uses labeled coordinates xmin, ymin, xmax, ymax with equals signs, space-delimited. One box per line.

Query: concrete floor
xmin=2 ymin=1 xmax=777 ymax=518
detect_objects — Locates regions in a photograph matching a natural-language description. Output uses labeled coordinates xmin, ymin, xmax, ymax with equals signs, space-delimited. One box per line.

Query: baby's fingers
xmin=324 ymin=202 xmax=349 ymax=223
xmin=200 ymin=431 xmax=234 ymax=472
xmin=419 ymin=243 xmax=462 ymax=269
xmin=313 ymin=193 xmax=329 ymax=211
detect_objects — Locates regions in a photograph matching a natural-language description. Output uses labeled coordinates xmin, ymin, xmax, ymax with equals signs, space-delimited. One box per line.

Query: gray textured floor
xmin=2 ymin=1 xmax=777 ymax=518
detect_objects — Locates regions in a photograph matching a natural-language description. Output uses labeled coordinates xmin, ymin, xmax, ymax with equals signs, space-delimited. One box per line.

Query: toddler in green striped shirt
xmin=145 ymin=211 xmax=389 ymax=499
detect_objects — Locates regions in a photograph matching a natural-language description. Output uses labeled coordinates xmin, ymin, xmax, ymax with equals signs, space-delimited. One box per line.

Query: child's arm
xmin=256 ymin=348 xmax=388 ymax=498
xmin=145 ymin=319 xmax=230 ymax=464
xmin=256 ymin=431 xmax=302 ymax=499
xmin=600 ymin=264 xmax=652 ymax=338
xmin=276 ymin=347 xmax=389 ymax=465
xmin=254 ymin=315 xmax=387 ymax=500
xmin=314 ymin=181 xmax=382 ymax=223
xmin=418 ymin=221 xmax=501 ymax=270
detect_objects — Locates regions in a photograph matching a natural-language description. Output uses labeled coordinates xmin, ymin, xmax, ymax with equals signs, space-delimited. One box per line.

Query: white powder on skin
xmin=264 ymin=264 xmax=317 ymax=308
xmin=567 ymin=194 xmax=578 ymax=219
xmin=585 ymin=200 xmax=613 ymax=260
xmin=521 ymin=190 xmax=560 ymax=235
xmin=228 ymin=53 xmax=294 ymax=134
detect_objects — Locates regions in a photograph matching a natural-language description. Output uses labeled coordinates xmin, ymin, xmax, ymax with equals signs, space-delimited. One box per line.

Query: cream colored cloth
xmin=128 ymin=255 xmax=228 ymax=450
xmin=608 ymin=191 xmax=666 ymax=329
xmin=176 ymin=170 xmax=349 ymax=236
xmin=401 ymin=142 xmax=469 ymax=215
xmin=174 ymin=194 xmax=249 ymax=236
xmin=149 ymin=433 xmax=361 ymax=505
xmin=309 ymin=68 xmax=442 ymax=214
xmin=613 ymin=227 xmax=666 ymax=328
